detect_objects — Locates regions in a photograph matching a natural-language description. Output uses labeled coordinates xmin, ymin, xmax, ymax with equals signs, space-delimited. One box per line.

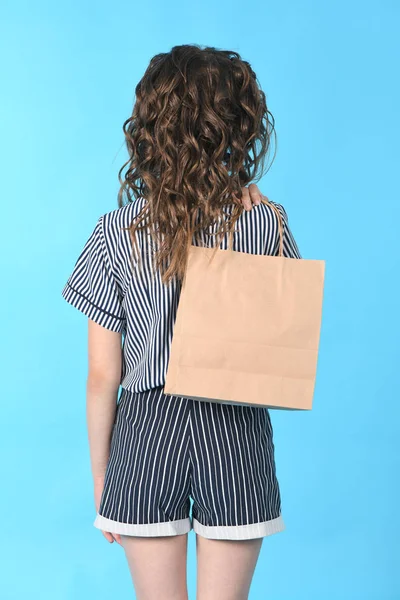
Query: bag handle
xmin=227 ymin=196 xmax=284 ymax=257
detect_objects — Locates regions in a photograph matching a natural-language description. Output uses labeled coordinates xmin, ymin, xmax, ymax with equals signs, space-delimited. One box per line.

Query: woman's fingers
xmin=102 ymin=530 xmax=115 ymax=543
xmin=101 ymin=529 xmax=122 ymax=545
xmin=240 ymin=184 xmax=265 ymax=211
xmin=240 ymin=187 xmax=252 ymax=211
xmin=248 ymin=183 xmax=263 ymax=206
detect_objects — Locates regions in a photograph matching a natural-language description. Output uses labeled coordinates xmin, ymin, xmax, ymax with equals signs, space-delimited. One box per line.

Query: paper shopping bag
xmin=164 ymin=200 xmax=325 ymax=410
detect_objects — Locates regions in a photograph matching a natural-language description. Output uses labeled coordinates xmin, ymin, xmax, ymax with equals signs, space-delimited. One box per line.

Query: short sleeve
xmin=61 ymin=216 xmax=126 ymax=332
xmin=274 ymin=203 xmax=302 ymax=259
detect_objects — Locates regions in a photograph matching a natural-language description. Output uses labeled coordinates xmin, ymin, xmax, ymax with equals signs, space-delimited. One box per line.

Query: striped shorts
xmin=94 ymin=386 xmax=285 ymax=540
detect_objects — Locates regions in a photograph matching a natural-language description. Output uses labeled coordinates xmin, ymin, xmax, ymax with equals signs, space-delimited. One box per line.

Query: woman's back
xmin=62 ymin=196 xmax=300 ymax=392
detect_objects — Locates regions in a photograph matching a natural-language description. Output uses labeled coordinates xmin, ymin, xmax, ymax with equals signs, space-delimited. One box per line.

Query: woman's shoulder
xmin=256 ymin=198 xmax=287 ymax=218
xmin=100 ymin=197 xmax=147 ymax=232
xmin=96 ymin=195 xmax=289 ymax=248
xmin=93 ymin=198 xmax=147 ymax=254
xmin=236 ymin=197 xmax=288 ymax=229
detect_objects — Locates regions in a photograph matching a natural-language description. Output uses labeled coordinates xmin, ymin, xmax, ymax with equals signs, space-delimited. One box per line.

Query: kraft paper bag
xmin=164 ymin=200 xmax=325 ymax=410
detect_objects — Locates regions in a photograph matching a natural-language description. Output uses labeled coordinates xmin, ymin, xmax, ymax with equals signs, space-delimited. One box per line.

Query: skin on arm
xmin=86 ymin=318 xmax=123 ymax=545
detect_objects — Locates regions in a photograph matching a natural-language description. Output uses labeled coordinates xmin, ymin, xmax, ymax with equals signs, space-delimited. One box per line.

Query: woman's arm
xmin=86 ymin=319 xmax=122 ymax=544
xmin=86 ymin=319 xmax=122 ymax=480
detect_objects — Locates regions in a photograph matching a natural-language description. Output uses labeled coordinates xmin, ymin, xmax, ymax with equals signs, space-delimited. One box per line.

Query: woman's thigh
xmin=196 ymin=534 xmax=263 ymax=600
xmin=121 ymin=533 xmax=189 ymax=600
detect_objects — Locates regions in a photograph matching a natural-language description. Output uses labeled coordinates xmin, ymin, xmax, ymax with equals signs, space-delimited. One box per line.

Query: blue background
xmin=1 ymin=0 xmax=399 ymax=598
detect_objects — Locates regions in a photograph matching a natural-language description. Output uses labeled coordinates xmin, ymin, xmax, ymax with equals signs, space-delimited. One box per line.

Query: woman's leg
xmin=196 ymin=534 xmax=263 ymax=600
xmin=121 ymin=533 xmax=189 ymax=600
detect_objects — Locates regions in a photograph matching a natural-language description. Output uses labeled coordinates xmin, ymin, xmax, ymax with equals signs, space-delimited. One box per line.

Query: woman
xmin=62 ymin=44 xmax=300 ymax=600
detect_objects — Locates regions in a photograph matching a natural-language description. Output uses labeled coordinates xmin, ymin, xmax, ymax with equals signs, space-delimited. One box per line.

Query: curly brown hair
xmin=118 ymin=44 xmax=276 ymax=284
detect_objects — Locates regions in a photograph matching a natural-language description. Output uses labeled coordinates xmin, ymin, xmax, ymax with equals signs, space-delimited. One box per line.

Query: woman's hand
xmin=240 ymin=183 xmax=267 ymax=211
xmin=94 ymin=475 xmax=122 ymax=546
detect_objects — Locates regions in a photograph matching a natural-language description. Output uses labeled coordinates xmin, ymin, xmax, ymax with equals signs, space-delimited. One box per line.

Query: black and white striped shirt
xmin=62 ymin=197 xmax=301 ymax=392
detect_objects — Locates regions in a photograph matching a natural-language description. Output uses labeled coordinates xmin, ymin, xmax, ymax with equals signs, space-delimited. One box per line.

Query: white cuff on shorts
xmin=192 ymin=515 xmax=285 ymax=540
xmin=94 ymin=513 xmax=192 ymax=536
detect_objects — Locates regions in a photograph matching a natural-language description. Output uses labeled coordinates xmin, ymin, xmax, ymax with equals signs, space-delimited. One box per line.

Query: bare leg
xmin=121 ymin=533 xmax=189 ymax=600
xmin=196 ymin=534 xmax=263 ymax=600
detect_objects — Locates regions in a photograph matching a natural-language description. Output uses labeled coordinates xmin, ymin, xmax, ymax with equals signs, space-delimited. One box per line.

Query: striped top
xmin=61 ymin=197 xmax=301 ymax=392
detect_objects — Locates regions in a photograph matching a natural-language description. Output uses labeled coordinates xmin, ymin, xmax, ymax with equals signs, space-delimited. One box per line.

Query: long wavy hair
xmin=118 ymin=44 xmax=276 ymax=284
